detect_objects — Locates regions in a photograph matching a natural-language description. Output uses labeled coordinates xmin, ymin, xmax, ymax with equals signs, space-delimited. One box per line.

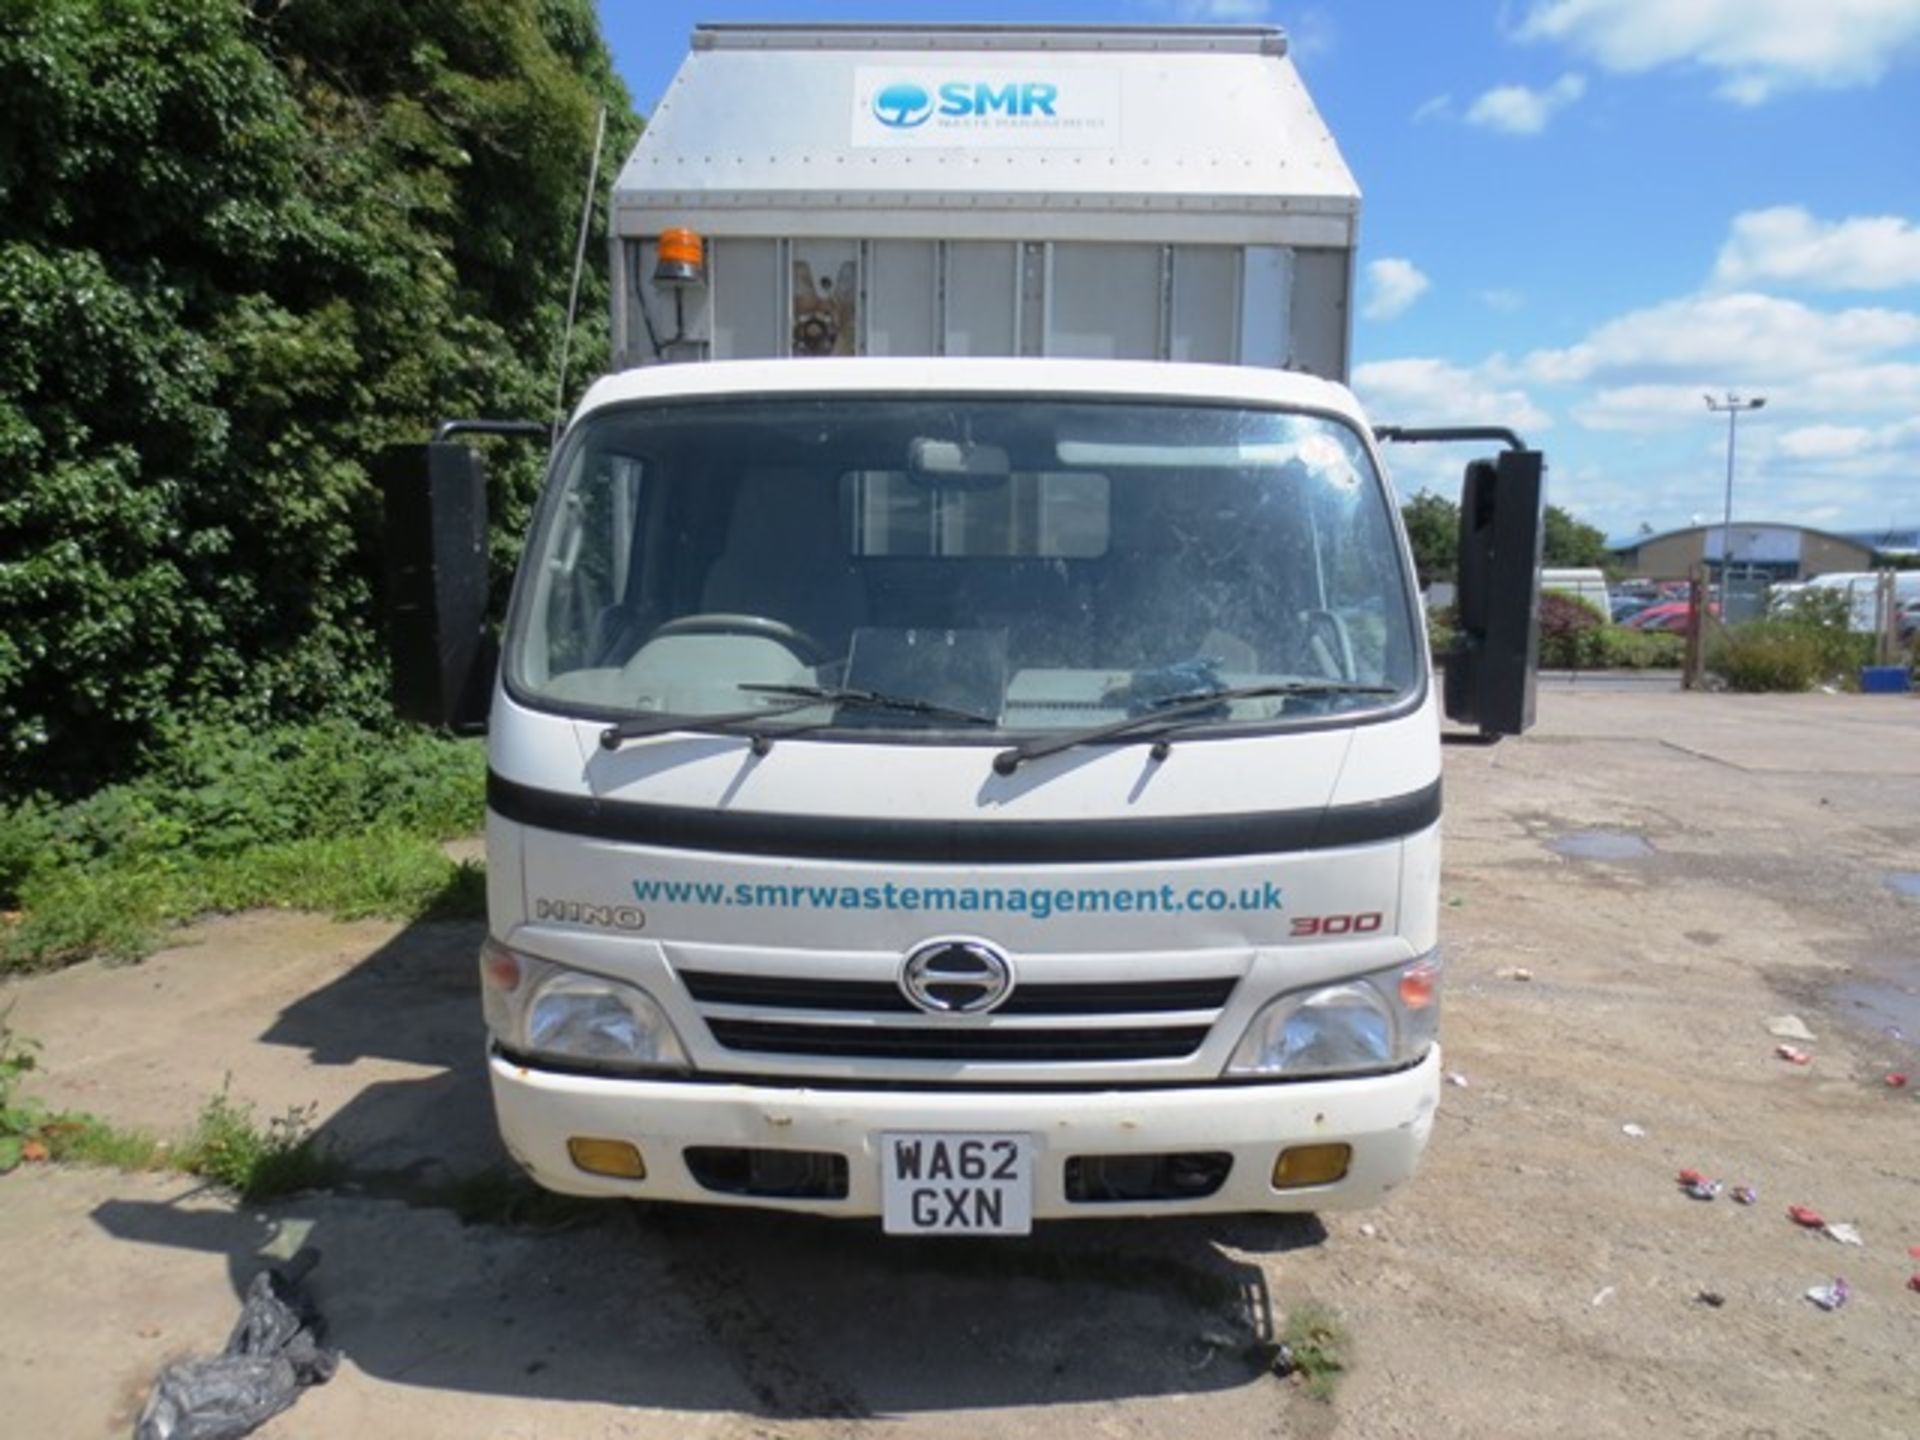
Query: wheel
xmin=647 ymin=613 xmax=827 ymax=664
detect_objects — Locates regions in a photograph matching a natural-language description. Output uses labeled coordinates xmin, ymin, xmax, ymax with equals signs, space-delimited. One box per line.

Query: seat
xmin=699 ymin=470 xmax=868 ymax=662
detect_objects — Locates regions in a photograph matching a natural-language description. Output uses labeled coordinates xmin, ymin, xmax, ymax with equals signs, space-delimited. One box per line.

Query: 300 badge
xmin=1288 ymin=911 xmax=1384 ymax=938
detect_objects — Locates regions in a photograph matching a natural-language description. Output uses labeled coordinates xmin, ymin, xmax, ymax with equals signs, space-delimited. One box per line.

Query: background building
xmin=1842 ymin=525 xmax=1920 ymax=563
xmin=1608 ymin=522 xmax=1874 ymax=582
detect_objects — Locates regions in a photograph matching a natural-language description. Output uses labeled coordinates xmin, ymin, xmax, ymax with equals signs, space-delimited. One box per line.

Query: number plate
xmin=880 ymin=1132 xmax=1034 ymax=1235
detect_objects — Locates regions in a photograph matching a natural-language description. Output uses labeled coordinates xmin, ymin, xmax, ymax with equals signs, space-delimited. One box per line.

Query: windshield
xmin=505 ymin=396 xmax=1419 ymax=739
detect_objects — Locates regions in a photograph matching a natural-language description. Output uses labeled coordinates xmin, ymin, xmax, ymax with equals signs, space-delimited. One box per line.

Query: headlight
xmin=480 ymin=940 xmax=690 ymax=1073
xmin=1225 ymin=954 xmax=1440 ymax=1078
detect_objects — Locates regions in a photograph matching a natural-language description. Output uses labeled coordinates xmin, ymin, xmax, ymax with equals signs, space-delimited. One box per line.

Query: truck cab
xmin=383 ymin=24 xmax=1541 ymax=1233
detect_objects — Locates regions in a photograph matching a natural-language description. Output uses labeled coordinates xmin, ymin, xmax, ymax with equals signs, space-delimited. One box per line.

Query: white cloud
xmin=1796 ymin=362 xmax=1920 ymax=413
xmin=1571 ymin=385 xmax=1728 ymax=432
xmin=1572 ymin=364 xmax=1920 ymax=432
xmin=1774 ymin=417 xmax=1920 ymax=461
xmin=1516 ymin=0 xmax=1920 ymax=104
xmin=1712 ymin=207 xmax=1920 ymax=291
xmin=1411 ymin=93 xmax=1453 ymax=124
xmin=1353 ymin=358 xmax=1552 ymax=432
xmin=1513 ymin=292 xmax=1920 ymax=387
xmin=1361 ymin=258 xmax=1431 ymax=321
xmin=1479 ymin=289 xmax=1525 ymax=313
xmin=1775 ymin=424 xmax=1879 ymax=461
xmin=1464 ymin=73 xmax=1586 ymax=134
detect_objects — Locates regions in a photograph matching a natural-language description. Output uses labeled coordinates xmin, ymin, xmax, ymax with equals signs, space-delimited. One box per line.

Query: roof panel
xmin=614 ymin=25 xmax=1359 ymax=224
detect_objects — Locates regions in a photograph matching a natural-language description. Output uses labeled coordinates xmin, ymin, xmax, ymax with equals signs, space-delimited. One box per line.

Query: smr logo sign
xmin=853 ymin=67 xmax=1118 ymax=151
xmin=534 ymin=897 xmax=646 ymax=932
xmin=870 ymin=80 xmax=1060 ymax=129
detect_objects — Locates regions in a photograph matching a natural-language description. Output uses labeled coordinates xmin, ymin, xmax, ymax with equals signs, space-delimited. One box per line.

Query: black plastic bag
xmin=135 ymin=1249 xmax=339 ymax=1440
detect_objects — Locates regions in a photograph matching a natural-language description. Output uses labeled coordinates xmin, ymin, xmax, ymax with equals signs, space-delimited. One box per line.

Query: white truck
xmin=381 ymin=23 xmax=1543 ymax=1233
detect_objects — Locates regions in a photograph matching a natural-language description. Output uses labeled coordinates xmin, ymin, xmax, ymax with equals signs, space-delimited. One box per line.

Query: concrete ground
xmin=3 ymin=687 xmax=1918 ymax=1438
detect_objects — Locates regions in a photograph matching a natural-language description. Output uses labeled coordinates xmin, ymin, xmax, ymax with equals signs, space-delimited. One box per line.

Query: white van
xmin=1539 ymin=568 xmax=1611 ymax=619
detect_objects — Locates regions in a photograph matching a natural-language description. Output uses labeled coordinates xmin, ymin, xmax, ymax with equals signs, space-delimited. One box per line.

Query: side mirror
xmin=377 ymin=442 xmax=494 ymax=734
xmin=1444 ymin=449 xmax=1543 ymax=737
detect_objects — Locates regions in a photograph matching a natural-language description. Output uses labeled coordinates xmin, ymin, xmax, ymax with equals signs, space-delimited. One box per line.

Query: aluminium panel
xmin=616 ymin=34 xmax=1359 ymax=226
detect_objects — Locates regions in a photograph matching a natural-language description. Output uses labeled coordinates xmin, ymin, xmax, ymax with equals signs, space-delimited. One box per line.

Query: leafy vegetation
xmin=1592 ymin=627 xmax=1685 ymax=669
xmin=1429 ymin=596 xmax=1681 ymax=670
xmin=1402 ymin=491 xmax=1463 ymax=589
xmin=1280 ymin=1300 xmax=1351 ymax=1402
xmin=0 ymin=0 xmax=638 ymax=797
xmin=2 ymin=1015 xmax=338 ymax=1199
xmin=0 ymin=1014 xmax=49 ymax=1172
xmin=0 ymin=720 xmax=485 ymax=971
xmin=1542 ymin=505 xmax=1611 ymax=570
xmin=1399 ymin=490 xmax=1612 ymax=586
xmin=1536 ymin=591 xmax=1609 ymax=669
xmin=1710 ymin=587 xmax=1874 ymax=692
xmin=185 ymin=1085 xmax=342 ymax=1203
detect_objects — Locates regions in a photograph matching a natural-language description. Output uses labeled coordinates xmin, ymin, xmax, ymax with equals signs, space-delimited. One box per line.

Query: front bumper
xmin=489 ymin=1045 xmax=1441 ymax=1219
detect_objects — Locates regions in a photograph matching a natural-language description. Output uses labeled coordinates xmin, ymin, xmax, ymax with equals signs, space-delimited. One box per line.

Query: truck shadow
xmin=94 ymin=1189 xmax=1320 ymax=1417
xmin=93 ymin=913 xmax=1326 ymax=1417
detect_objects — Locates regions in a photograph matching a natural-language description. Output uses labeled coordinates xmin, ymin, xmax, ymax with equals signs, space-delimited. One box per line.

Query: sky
xmin=595 ymin=1 xmax=1920 ymax=541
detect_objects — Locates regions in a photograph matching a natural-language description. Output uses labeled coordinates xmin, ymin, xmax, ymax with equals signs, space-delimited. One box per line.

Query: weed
xmin=1 ymin=720 xmax=485 ymax=973
xmin=0 ymin=1013 xmax=48 ymax=1172
xmin=37 ymin=1115 xmax=174 ymax=1170
xmin=1710 ymin=592 xmax=1874 ymax=692
xmin=1 ymin=1013 xmax=171 ymax=1172
xmin=1280 ymin=1300 xmax=1351 ymax=1402
xmin=1 ymin=1023 xmax=343 ymax=1198
xmin=182 ymin=1086 xmax=343 ymax=1204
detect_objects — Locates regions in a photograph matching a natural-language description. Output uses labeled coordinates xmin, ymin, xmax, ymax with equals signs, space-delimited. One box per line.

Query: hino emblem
xmin=900 ymin=939 xmax=1014 ymax=1015
xmin=534 ymin=897 xmax=646 ymax=932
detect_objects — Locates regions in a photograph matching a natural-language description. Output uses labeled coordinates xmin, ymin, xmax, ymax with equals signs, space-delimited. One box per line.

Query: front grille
xmin=679 ymin=969 xmax=1236 ymax=1016
xmin=704 ymin=1017 xmax=1210 ymax=1062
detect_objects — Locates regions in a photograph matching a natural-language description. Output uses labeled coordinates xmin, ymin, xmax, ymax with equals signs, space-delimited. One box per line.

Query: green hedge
xmin=0 ymin=0 xmax=639 ymax=798
xmin=1428 ymin=603 xmax=1682 ymax=670
xmin=0 ymin=721 xmax=485 ymax=970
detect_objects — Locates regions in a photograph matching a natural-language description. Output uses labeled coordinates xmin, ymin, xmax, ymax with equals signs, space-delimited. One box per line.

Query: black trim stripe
xmin=488 ymin=772 xmax=1440 ymax=863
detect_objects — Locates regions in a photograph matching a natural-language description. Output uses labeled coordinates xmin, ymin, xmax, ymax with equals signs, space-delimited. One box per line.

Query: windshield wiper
xmin=599 ymin=696 xmax=834 ymax=751
xmin=991 ymin=682 xmax=1398 ymax=775
xmin=600 ymin=683 xmax=996 ymax=752
xmin=737 ymin=683 xmax=996 ymax=726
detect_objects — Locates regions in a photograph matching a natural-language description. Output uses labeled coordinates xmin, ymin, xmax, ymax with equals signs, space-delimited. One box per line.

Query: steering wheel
xmin=647 ymin=613 xmax=827 ymax=665
xmin=1301 ymin=608 xmax=1358 ymax=682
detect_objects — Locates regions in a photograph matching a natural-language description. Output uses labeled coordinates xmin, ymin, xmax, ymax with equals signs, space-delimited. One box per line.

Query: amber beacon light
xmin=654 ymin=227 xmax=706 ymax=286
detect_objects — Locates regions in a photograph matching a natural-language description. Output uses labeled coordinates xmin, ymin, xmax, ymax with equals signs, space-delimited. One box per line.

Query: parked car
xmin=1610 ymin=595 xmax=1656 ymax=624
xmin=1624 ymin=601 xmax=1715 ymax=633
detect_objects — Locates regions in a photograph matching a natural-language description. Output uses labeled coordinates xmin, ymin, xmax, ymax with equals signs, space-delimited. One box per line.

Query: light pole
xmin=1704 ymin=393 xmax=1766 ymax=586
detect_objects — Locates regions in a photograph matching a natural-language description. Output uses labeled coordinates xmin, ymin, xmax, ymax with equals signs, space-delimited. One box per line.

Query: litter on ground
xmin=1805 ymin=1279 xmax=1851 ymax=1312
xmin=135 ymin=1249 xmax=337 ymax=1440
